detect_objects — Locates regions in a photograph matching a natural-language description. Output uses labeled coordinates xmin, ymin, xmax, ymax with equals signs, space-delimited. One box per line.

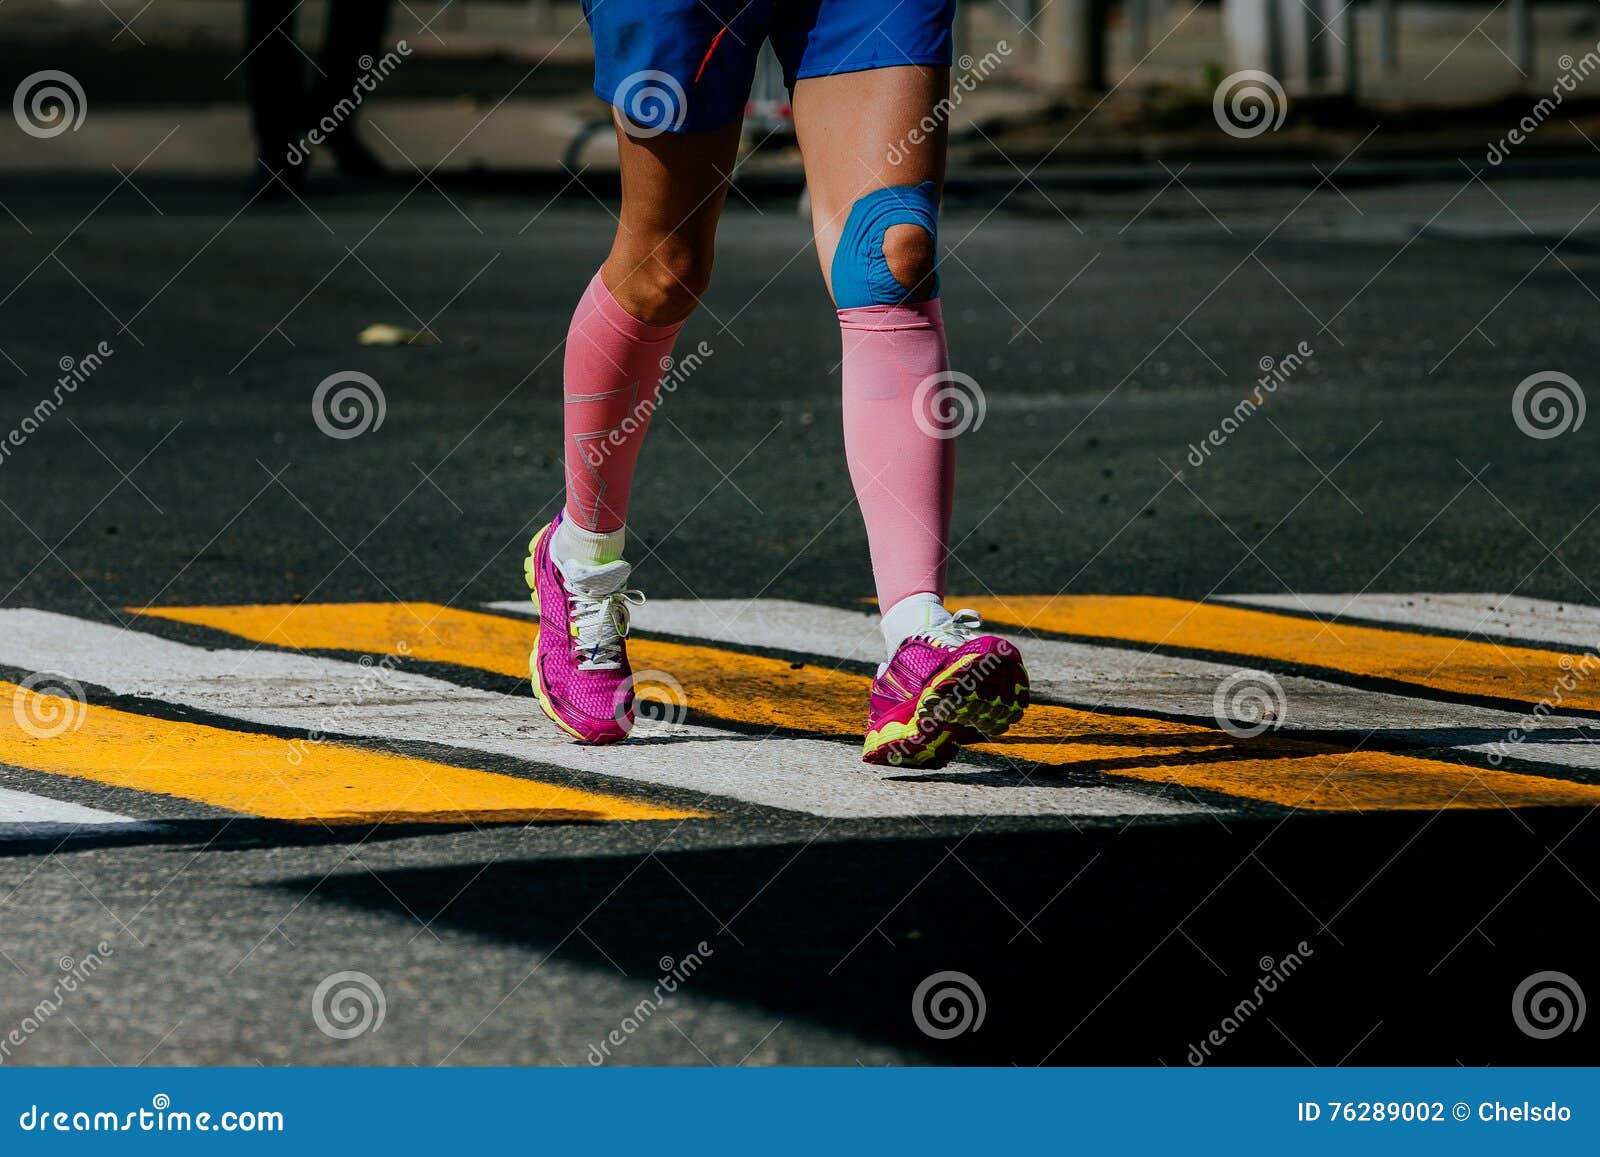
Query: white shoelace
xmin=914 ymin=607 xmax=983 ymax=648
xmin=568 ymin=587 xmax=643 ymax=670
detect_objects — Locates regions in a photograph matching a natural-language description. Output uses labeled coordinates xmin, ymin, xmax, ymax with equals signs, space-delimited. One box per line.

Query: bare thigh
xmin=791 ymin=66 xmax=950 ymax=303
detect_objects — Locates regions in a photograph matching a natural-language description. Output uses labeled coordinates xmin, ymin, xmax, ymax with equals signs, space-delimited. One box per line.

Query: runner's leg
xmin=556 ymin=117 xmax=742 ymax=564
xmin=794 ymin=57 xmax=1029 ymax=766
xmin=792 ymin=64 xmax=955 ymax=651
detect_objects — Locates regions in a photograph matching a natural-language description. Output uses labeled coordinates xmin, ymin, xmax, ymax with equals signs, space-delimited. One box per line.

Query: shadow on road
xmin=285 ymin=808 xmax=1595 ymax=1065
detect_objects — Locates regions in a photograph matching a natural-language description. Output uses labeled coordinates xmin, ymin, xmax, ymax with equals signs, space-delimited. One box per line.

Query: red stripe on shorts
xmin=693 ymin=25 xmax=729 ymax=84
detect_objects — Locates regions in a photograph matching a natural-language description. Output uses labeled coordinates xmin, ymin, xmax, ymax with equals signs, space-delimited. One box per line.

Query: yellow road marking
xmin=981 ymin=712 xmax=1600 ymax=811
xmin=956 ymin=595 xmax=1600 ymax=713
xmin=2 ymin=678 xmax=697 ymax=825
xmin=136 ymin=601 xmax=865 ymax=734
xmin=135 ymin=602 xmax=1600 ymax=812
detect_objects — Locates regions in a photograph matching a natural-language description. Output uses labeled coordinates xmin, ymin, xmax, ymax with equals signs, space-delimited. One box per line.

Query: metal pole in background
xmin=1377 ymin=0 xmax=1399 ymax=73
xmin=1510 ymin=0 xmax=1532 ymax=83
xmin=1223 ymin=0 xmax=1284 ymax=78
xmin=1127 ymin=0 xmax=1152 ymax=60
xmin=1332 ymin=0 xmax=1356 ymax=95
xmin=1040 ymin=0 xmax=1108 ymax=89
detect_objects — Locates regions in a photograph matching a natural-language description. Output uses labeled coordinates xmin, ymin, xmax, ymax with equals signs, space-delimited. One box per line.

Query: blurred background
xmin=6 ymin=0 xmax=1600 ymax=185
xmin=2 ymin=0 xmax=1598 ymax=611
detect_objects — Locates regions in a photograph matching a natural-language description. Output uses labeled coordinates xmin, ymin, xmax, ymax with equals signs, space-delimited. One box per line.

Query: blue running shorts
xmin=584 ymin=0 xmax=957 ymax=135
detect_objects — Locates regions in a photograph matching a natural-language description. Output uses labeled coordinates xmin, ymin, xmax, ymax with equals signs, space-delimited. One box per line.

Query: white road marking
xmin=483 ymin=597 xmax=1600 ymax=773
xmin=1219 ymin=593 xmax=1600 ymax=651
xmin=0 ymin=611 xmax=1209 ymax=820
xmin=0 ymin=785 xmax=144 ymax=839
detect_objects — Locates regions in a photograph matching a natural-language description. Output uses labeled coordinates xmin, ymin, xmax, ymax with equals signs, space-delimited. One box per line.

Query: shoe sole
xmin=862 ymin=649 xmax=1030 ymax=769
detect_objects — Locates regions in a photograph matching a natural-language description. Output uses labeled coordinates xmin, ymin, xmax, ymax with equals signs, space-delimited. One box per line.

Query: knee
xmin=881 ymin=223 xmax=937 ymax=298
xmin=830 ymin=181 xmax=941 ymax=309
xmin=613 ymin=235 xmax=713 ymax=325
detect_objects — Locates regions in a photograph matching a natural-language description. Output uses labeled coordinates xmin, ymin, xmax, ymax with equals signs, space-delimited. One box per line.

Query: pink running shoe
xmin=862 ymin=610 xmax=1030 ymax=768
xmin=523 ymin=513 xmax=644 ymax=744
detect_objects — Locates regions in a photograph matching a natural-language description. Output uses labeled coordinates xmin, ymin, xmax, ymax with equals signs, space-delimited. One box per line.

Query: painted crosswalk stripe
xmin=959 ymin=595 xmax=1600 ymax=714
xmin=132 ymin=603 xmax=1600 ymax=813
xmin=0 ymin=670 xmax=696 ymax=825
xmin=10 ymin=609 xmax=1199 ymax=820
xmin=0 ymin=785 xmax=148 ymax=839
xmin=569 ymin=597 xmax=1600 ymax=774
xmin=1220 ymin=593 xmax=1600 ymax=650
xmin=492 ymin=597 xmax=1600 ymax=808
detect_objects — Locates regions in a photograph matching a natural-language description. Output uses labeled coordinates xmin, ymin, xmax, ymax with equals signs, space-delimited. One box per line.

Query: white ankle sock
xmin=880 ymin=591 xmax=952 ymax=658
xmin=552 ymin=516 xmax=626 ymax=566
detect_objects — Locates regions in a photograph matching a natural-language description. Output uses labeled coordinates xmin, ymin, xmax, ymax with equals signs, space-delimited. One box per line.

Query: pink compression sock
xmin=838 ymin=299 xmax=956 ymax=613
xmin=563 ymin=270 xmax=684 ymax=533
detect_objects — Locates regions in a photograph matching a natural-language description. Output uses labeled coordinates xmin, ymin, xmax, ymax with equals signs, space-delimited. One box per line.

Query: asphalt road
xmin=0 ymin=168 xmax=1597 ymax=1065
